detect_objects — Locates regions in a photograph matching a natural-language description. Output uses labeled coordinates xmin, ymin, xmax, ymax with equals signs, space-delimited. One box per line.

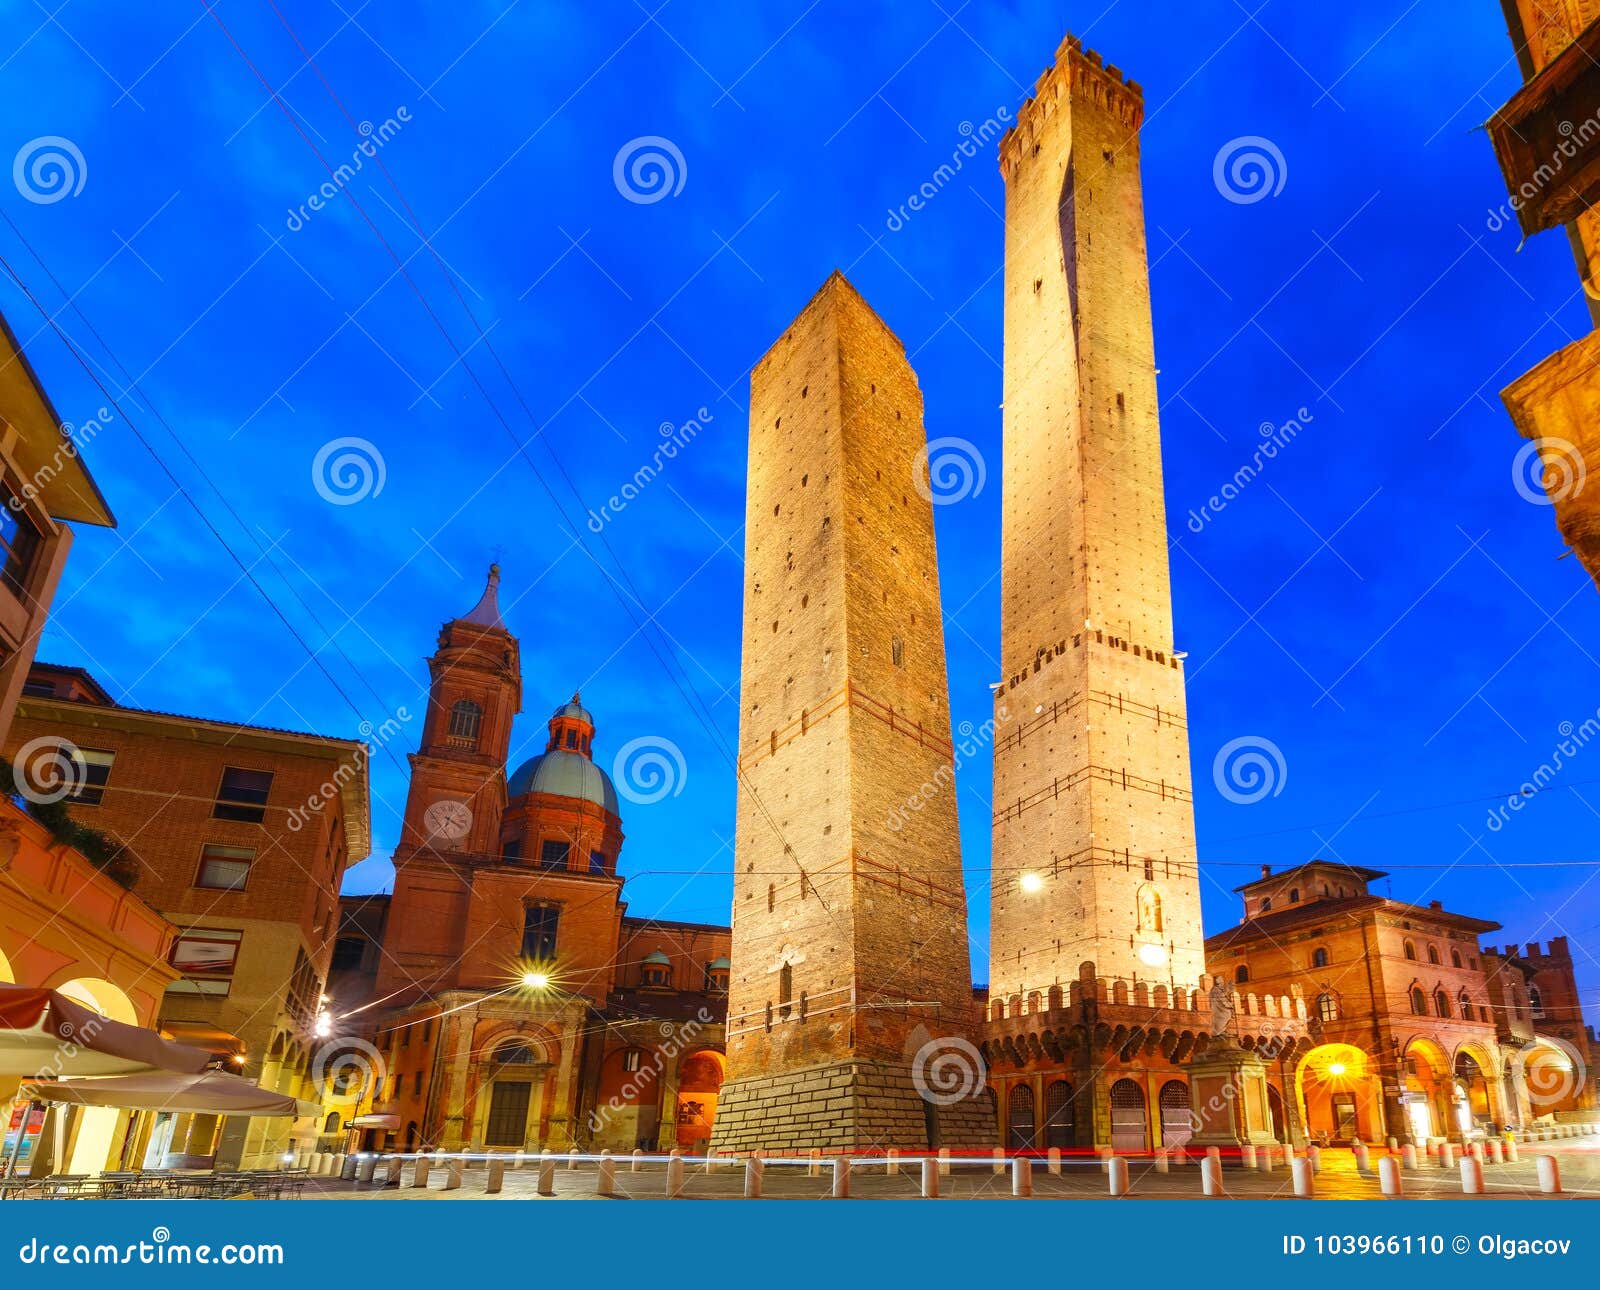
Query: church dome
xmin=507 ymin=749 xmax=619 ymax=816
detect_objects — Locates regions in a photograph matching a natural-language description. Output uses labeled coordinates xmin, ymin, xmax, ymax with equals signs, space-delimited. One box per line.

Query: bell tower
xmin=396 ymin=564 xmax=522 ymax=860
xmin=988 ymin=37 xmax=1205 ymax=997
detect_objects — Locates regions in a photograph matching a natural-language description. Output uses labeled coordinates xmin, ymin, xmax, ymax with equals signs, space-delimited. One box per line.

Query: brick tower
xmin=988 ymin=37 xmax=1204 ymax=998
xmin=712 ymin=272 xmax=992 ymax=1152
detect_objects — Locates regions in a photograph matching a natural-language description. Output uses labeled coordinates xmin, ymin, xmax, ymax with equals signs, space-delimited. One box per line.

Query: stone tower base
xmin=711 ymin=1059 xmax=996 ymax=1154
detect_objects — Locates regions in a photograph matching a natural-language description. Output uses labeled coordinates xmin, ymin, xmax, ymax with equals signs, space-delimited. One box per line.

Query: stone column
xmin=439 ymin=1011 xmax=478 ymax=1151
xmin=544 ymin=1008 xmax=583 ymax=1149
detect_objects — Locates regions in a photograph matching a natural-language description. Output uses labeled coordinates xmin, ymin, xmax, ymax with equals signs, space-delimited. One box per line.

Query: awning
xmin=0 ymin=985 xmax=209 ymax=1078
xmin=349 ymin=1114 xmax=400 ymax=1129
xmin=22 ymin=1070 xmax=319 ymax=1117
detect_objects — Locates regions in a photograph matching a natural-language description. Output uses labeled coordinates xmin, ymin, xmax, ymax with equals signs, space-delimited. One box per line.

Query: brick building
xmin=1483 ymin=937 xmax=1598 ymax=1114
xmin=6 ymin=662 xmax=371 ymax=1168
xmin=328 ymin=568 xmax=730 ymax=1154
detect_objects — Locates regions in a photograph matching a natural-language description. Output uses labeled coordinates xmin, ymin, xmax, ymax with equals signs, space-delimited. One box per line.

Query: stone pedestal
xmin=1183 ymin=1038 xmax=1279 ymax=1151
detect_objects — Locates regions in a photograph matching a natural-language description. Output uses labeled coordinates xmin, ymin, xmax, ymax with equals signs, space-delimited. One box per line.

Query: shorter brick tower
xmin=712 ymin=272 xmax=992 ymax=1153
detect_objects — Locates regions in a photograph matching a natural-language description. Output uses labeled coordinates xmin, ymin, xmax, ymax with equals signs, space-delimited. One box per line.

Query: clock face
xmin=424 ymin=798 xmax=473 ymax=842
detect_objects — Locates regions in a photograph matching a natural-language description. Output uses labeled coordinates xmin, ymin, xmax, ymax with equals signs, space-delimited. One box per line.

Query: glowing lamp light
xmin=522 ymin=972 xmax=552 ymax=990
xmin=1328 ymin=1062 xmax=1347 ymax=1077
xmin=312 ymin=1010 xmax=333 ymax=1039
xmin=1137 ymin=943 xmax=1168 ymax=967
xmin=1019 ymin=872 xmax=1044 ymax=894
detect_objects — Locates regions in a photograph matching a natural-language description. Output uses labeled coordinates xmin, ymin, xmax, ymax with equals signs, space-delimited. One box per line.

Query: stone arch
xmin=1108 ymin=1077 xmax=1148 ymax=1153
xmin=1044 ymin=1079 xmax=1075 ymax=1148
xmin=673 ymin=1049 xmax=725 ymax=1152
xmin=1295 ymin=1042 xmax=1381 ymax=1145
xmin=1006 ymin=1083 xmax=1036 ymax=1149
xmin=53 ymin=976 xmax=137 ymax=1024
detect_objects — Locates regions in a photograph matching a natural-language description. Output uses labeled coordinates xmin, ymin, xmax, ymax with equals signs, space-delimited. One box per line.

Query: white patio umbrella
xmin=22 ymin=1070 xmax=319 ymax=1118
xmin=0 ymin=985 xmax=209 ymax=1078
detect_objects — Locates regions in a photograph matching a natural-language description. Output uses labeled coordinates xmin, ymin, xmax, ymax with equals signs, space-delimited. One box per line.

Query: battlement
xmin=984 ymin=964 xmax=1307 ymax=1027
xmin=1492 ymin=937 xmax=1572 ymax=962
xmin=998 ymin=33 xmax=1145 ymax=181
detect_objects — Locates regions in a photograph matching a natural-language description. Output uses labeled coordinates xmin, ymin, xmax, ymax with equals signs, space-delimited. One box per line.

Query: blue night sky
xmin=2 ymin=2 xmax=1596 ymax=1008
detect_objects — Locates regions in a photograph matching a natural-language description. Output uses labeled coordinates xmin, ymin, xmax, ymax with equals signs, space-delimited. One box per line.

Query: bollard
xmin=1460 ymin=1156 xmax=1483 ymax=1195
xmin=808 ymin=1148 xmax=821 ymax=1178
xmin=1378 ymin=1156 xmax=1403 ymax=1197
xmin=1012 ymin=1156 xmax=1032 ymax=1198
xmin=1307 ymin=1145 xmax=1322 ymax=1174
xmin=1400 ymin=1144 xmax=1418 ymax=1170
xmin=1505 ymin=1138 xmax=1520 ymax=1163
xmin=705 ymin=1151 xmax=719 ymax=1174
xmin=356 ymin=1155 xmax=377 ymax=1183
xmin=1260 ymin=1145 xmax=1275 ymax=1174
xmin=1537 ymin=1155 xmax=1561 ymax=1194
xmin=1154 ymin=1149 xmax=1170 ymax=1174
xmin=336 ymin=1154 xmax=353 ymax=1179
xmin=993 ymin=1147 xmax=1006 ymax=1175
xmin=1387 ymin=1136 xmax=1398 ymax=1151
xmin=632 ymin=1149 xmax=644 ymax=1173
xmin=1440 ymin=1142 xmax=1456 ymax=1169
xmin=665 ymin=1153 xmax=685 ymax=1198
xmin=597 ymin=1151 xmax=616 ymax=1198
xmin=512 ymin=1151 xmax=524 ymax=1171
xmin=887 ymin=1148 xmax=900 ymax=1176
xmin=832 ymin=1156 xmax=851 ymax=1199
xmin=921 ymin=1156 xmax=939 ymax=1198
xmin=938 ymin=1147 xmax=951 ymax=1177
xmin=411 ymin=1157 xmax=432 ymax=1189
xmin=1109 ymin=1155 xmax=1130 ymax=1197
xmin=537 ymin=1155 xmax=556 ymax=1197
xmin=1291 ymin=1157 xmax=1314 ymax=1197
xmin=1047 ymin=1147 xmax=1061 ymax=1175
xmin=743 ymin=1156 xmax=762 ymax=1199
xmin=1200 ymin=1156 xmax=1224 ymax=1198
xmin=384 ymin=1156 xmax=403 ymax=1187
xmin=567 ymin=1148 xmax=580 ymax=1171
xmin=444 ymin=1158 xmax=463 ymax=1191
xmin=1242 ymin=1144 xmax=1257 ymax=1170
xmin=1354 ymin=1142 xmax=1371 ymax=1173
xmin=486 ymin=1160 xmax=506 ymax=1194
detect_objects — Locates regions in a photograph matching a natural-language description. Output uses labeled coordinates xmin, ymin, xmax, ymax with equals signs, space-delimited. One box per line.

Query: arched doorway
xmin=54 ymin=977 xmax=137 ymax=1173
xmin=1453 ymin=1050 xmax=1492 ymax=1135
xmin=1007 ymin=1084 xmax=1036 ymax=1149
xmin=1044 ymin=1080 xmax=1075 ymax=1149
xmin=1296 ymin=1043 xmax=1382 ymax=1144
xmin=1108 ymin=1078 xmax=1147 ymax=1153
xmin=1158 ymin=1080 xmax=1193 ymax=1148
xmin=674 ymin=1051 xmax=724 ymax=1152
xmin=482 ymin=1041 xmax=540 ymax=1148
xmin=1400 ymin=1039 xmax=1449 ymax=1142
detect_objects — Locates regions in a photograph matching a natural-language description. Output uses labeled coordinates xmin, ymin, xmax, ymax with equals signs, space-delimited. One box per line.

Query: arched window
xmin=1007 ymin=1084 xmax=1036 ymax=1150
xmin=448 ymin=699 xmax=482 ymax=742
xmin=1458 ymin=990 xmax=1472 ymax=1017
xmin=1410 ymin=987 xmax=1428 ymax=1015
xmin=1234 ymin=964 xmax=1250 ymax=984
xmin=493 ymin=1042 xmax=536 ymax=1065
xmin=1403 ymin=940 xmax=1417 ymax=961
xmin=1260 ymin=898 xmax=1273 ymax=912
xmin=1044 ymin=1080 xmax=1076 ymax=1148
xmin=1288 ymin=887 xmax=1300 ymax=904
xmin=778 ymin=962 xmax=793 ymax=1020
xmin=1311 ymin=947 xmax=1329 ymax=968
xmin=1434 ymin=990 xmax=1451 ymax=1018
xmin=1529 ymin=986 xmax=1545 ymax=1018
xmin=1138 ymin=885 xmax=1163 ymax=934
xmin=1450 ymin=948 xmax=1463 ymax=968
xmin=1316 ymin=992 xmax=1338 ymax=1022
xmin=1426 ymin=944 xmax=1440 ymax=965
xmin=323 ymin=1111 xmax=341 ymax=1134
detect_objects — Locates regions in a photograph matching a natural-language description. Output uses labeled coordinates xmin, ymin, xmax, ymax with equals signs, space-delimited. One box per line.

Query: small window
xmin=495 ymin=1043 xmax=536 ymax=1065
xmin=565 ymin=730 xmax=577 ymax=749
xmin=213 ymin=767 xmax=273 ymax=823
xmin=195 ymin=843 xmax=255 ymax=891
xmin=1288 ymin=888 xmax=1300 ymax=904
xmin=1459 ymin=990 xmax=1472 ymax=1017
xmin=1530 ymin=986 xmax=1545 ymax=1018
xmin=705 ymin=962 xmax=729 ymax=992
xmin=1311 ymin=947 xmax=1329 ymax=968
xmin=589 ymin=849 xmax=607 ymax=874
xmin=767 ymin=883 xmax=775 ymax=912
xmin=502 ymin=839 xmax=522 ymax=862
xmin=778 ymin=962 xmax=794 ymax=1020
xmin=413 ymin=1072 xmax=423 ymax=1095
xmin=0 ymin=503 xmax=41 ymax=596
xmin=1234 ymin=965 xmax=1249 ymax=984
xmin=621 ymin=1050 xmax=642 ymax=1072
xmin=1434 ymin=990 xmax=1451 ymax=1018
xmin=641 ymin=960 xmax=671 ymax=987
xmin=1403 ymin=940 xmax=1417 ymax=961
xmin=1260 ymin=898 xmax=1272 ymax=912
xmin=1451 ymin=948 xmax=1463 ymax=968
xmin=70 ymin=749 xmax=115 ymax=805
xmin=1427 ymin=944 xmax=1440 ymax=965
xmin=891 ymin=636 xmax=905 ymax=668
xmin=521 ymin=905 xmax=559 ymax=960
xmin=1410 ymin=987 xmax=1428 ymax=1015
xmin=448 ymin=699 xmax=482 ymax=742
xmin=1316 ymin=992 xmax=1338 ymax=1021
xmin=539 ymin=840 xmax=570 ymax=871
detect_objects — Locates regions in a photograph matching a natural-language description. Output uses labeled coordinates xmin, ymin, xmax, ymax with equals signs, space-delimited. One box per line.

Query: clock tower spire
xmin=397 ymin=563 xmax=522 ymax=859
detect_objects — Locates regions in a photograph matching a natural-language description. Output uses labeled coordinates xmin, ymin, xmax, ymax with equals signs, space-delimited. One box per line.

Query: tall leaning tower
xmin=712 ymin=272 xmax=992 ymax=1153
xmin=988 ymin=36 xmax=1205 ymax=998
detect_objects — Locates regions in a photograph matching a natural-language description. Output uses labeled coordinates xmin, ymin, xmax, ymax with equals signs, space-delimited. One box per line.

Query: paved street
xmin=305 ymin=1141 xmax=1599 ymax=1200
